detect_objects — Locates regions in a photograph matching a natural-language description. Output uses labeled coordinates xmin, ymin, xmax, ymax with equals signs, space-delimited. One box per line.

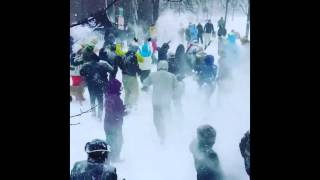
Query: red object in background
xmin=151 ymin=40 xmax=157 ymax=53
xmin=71 ymin=76 xmax=83 ymax=86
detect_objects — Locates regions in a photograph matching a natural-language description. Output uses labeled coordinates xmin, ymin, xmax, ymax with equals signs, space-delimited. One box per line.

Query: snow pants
xmin=105 ymin=126 xmax=123 ymax=162
xmin=139 ymin=70 xmax=151 ymax=83
xmin=203 ymin=33 xmax=211 ymax=48
xmin=122 ymin=74 xmax=139 ymax=108
xmin=87 ymin=85 xmax=104 ymax=119
xmin=197 ymin=34 xmax=203 ymax=44
xmin=153 ymin=104 xmax=170 ymax=142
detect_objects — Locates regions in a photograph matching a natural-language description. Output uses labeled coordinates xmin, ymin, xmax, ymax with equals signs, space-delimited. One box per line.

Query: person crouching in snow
xmin=142 ymin=61 xmax=178 ymax=144
xmin=104 ymin=79 xmax=126 ymax=162
xmin=138 ymin=39 xmax=153 ymax=83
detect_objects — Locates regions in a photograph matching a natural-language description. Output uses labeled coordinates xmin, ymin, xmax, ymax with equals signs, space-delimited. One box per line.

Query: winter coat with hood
xmin=138 ymin=42 xmax=153 ymax=70
xmin=143 ymin=61 xmax=178 ymax=106
xmin=80 ymin=58 xmax=114 ymax=90
xmin=194 ymin=55 xmax=218 ymax=84
xmin=204 ymin=22 xmax=215 ymax=34
xmin=70 ymin=160 xmax=117 ymax=180
xmin=104 ymin=79 xmax=126 ymax=130
xmin=118 ymin=50 xmax=141 ymax=77
xmin=158 ymin=43 xmax=170 ymax=61
xmin=197 ymin=24 xmax=204 ymax=35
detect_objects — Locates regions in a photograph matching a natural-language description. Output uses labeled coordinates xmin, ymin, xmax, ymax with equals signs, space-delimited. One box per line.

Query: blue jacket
xmin=189 ymin=25 xmax=198 ymax=41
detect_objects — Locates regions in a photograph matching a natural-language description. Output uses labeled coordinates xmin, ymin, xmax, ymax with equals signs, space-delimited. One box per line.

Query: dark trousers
xmin=105 ymin=126 xmax=123 ymax=162
xmin=140 ymin=70 xmax=151 ymax=83
xmin=197 ymin=34 xmax=203 ymax=44
xmin=88 ymin=85 xmax=104 ymax=119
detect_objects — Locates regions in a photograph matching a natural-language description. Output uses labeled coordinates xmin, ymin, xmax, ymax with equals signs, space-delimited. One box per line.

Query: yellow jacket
xmin=115 ymin=43 xmax=127 ymax=57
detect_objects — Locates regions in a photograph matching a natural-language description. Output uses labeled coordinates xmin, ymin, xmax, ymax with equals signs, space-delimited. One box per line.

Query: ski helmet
xmin=85 ymin=139 xmax=110 ymax=153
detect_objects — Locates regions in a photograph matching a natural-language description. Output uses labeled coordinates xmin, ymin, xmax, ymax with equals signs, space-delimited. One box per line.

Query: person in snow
xmin=104 ymin=79 xmax=127 ymax=162
xmin=185 ymin=22 xmax=192 ymax=43
xmin=138 ymin=39 xmax=153 ymax=83
xmin=142 ymin=61 xmax=178 ymax=143
xmin=218 ymin=17 xmax=225 ymax=29
xmin=175 ymin=44 xmax=189 ymax=76
xmin=167 ymin=52 xmax=177 ymax=75
xmin=194 ymin=55 xmax=218 ymax=99
xmin=186 ymin=41 xmax=205 ymax=72
xmin=99 ymin=43 xmax=122 ymax=79
xmin=118 ymin=43 xmax=141 ymax=109
xmin=197 ymin=22 xmax=204 ymax=45
xmin=204 ymin=20 xmax=215 ymax=49
xmin=172 ymin=74 xmax=185 ymax=117
xmin=70 ymin=139 xmax=117 ymax=180
xmin=218 ymin=25 xmax=227 ymax=37
xmin=70 ymin=46 xmax=86 ymax=105
xmin=240 ymin=130 xmax=250 ymax=176
xmin=190 ymin=125 xmax=223 ymax=180
xmin=80 ymin=45 xmax=114 ymax=120
xmin=157 ymin=41 xmax=170 ymax=61
xmin=189 ymin=23 xmax=199 ymax=43
xmin=104 ymin=33 xmax=116 ymax=48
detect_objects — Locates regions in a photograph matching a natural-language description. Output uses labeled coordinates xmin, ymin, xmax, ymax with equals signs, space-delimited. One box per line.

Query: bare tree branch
xmin=70 ymin=105 xmax=98 ymax=118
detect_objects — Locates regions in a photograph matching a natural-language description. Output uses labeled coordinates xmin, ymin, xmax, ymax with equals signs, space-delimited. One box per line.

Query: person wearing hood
xmin=194 ymin=55 xmax=218 ymax=99
xmin=197 ymin=23 xmax=204 ymax=44
xmin=118 ymin=43 xmax=141 ymax=109
xmin=70 ymin=139 xmax=117 ymax=180
xmin=80 ymin=46 xmax=114 ymax=120
xmin=104 ymin=79 xmax=126 ymax=162
xmin=190 ymin=125 xmax=223 ymax=180
xmin=175 ymin=44 xmax=189 ymax=76
xmin=158 ymin=42 xmax=170 ymax=61
xmin=185 ymin=22 xmax=192 ymax=43
xmin=138 ymin=39 xmax=153 ymax=83
xmin=99 ymin=44 xmax=122 ymax=79
xmin=142 ymin=61 xmax=178 ymax=143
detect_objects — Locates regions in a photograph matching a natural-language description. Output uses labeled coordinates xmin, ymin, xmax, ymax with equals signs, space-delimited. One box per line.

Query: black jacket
xmin=99 ymin=48 xmax=122 ymax=79
xmin=197 ymin=24 xmax=204 ymax=35
xmin=118 ymin=50 xmax=141 ymax=76
xmin=190 ymin=139 xmax=223 ymax=180
xmin=158 ymin=43 xmax=170 ymax=60
xmin=70 ymin=160 xmax=117 ymax=180
xmin=204 ymin=23 xmax=214 ymax=34
xmin=80 ymin=61 xmax=113 ymax=91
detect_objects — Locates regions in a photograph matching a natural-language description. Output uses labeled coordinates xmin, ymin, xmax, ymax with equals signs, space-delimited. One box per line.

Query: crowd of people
xmin=70 ymin=17 xmax=250 ymax=180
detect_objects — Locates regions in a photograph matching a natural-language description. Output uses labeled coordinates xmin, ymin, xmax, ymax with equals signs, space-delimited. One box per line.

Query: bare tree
xmin=239 ymin=0 xmax=250 ymax=38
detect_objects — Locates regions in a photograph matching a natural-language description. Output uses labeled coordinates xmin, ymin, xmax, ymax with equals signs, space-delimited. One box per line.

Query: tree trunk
xmin=245 ymin=0 xmax=250 ymax=39
xmin=224 ymin=0 xmax=230 ymax=28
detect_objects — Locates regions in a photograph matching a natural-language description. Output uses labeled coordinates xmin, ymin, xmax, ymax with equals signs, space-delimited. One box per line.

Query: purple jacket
xmin=104 ymin=79 xmax=125 ymax=131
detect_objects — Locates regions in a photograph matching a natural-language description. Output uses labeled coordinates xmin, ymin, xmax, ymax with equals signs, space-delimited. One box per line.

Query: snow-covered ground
xmin=70 ymin=11 xmax=250 ymax=180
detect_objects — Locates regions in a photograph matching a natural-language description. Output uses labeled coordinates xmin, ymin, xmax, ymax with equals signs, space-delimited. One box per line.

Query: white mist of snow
xmin=70 ymin=10 xmax=250 ymax=180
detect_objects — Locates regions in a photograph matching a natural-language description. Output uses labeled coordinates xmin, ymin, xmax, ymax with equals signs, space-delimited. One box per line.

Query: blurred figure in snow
xmin=104 ymin=79 xmax=127 ymax=162
xmin=142 ymin=61 xmax=178 ymax=144
xmin=240 ymin=131 xmax=250 ymax=176
xmin=190 ymin=125 xmax=223 ymax=180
